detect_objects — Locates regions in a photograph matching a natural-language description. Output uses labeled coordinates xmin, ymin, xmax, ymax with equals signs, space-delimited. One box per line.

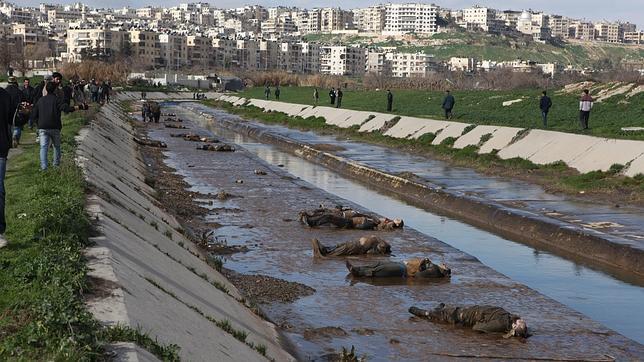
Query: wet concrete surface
xmin=141 ymin=105 xmax=643 ymax=359
xmin=185 ymin=103 xmax=644 ymax=252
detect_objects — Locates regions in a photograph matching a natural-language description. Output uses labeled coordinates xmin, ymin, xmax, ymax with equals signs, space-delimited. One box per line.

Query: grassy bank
xmin=238 ymin=86 xmax=644 ymax=140
xmin=204 ymin=100 xmax=644 ymax=205
xmin=0 ymin=109 xmax=179 ymax=359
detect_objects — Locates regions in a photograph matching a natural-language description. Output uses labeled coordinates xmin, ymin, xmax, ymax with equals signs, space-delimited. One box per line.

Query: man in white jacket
xmin=579 ymin=89 xmax=593 ymax=130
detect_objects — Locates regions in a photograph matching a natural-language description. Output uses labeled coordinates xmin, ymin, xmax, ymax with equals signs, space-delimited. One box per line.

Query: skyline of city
xmin=10 ymin=0 xmax=644 ymax=28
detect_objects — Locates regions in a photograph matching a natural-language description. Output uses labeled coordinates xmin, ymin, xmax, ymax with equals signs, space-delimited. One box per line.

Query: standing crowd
xmin=0 ymin=72 xmax=100 ymax=248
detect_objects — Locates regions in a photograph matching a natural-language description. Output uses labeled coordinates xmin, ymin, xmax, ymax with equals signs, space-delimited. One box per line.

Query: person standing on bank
xmin=386 ymin=90 xmax=393 ymax=112
xmin=313 ymin=88 xmax=319 ymax=105
xmin=336 ymin=88 xmax=343 ymax=108
xmin=274 ymin=86 xmax=281 ymax=100
xmin=4 ymin=77 xmax=22 ymax=147
xmin=30 ymin=81 xmax=83 ymax=170
xmin=0 ymin=87 xmax=13 ymax=248
xmin=329 ymin=87 xmax=336 ymax=105
xmin=579 ymin=89 xmax=593 ymax=130
xmin=264 ymin=85 xmax=271 ymax=100
xmin=442 ymin=90 xmax=455 ymax=119
xmin=539 ymin=91 xmax=552 ymax=128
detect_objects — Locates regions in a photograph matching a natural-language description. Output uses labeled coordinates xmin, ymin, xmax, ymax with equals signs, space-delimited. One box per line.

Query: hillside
xmin=303 ymin=31 xmax=644 ymax=68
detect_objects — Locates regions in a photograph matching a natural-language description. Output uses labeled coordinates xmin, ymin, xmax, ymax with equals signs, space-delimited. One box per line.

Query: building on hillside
xmin=187 ymin=35 xmax=212 ymax=69
xmin=261 ymin=14 xmax=297 ymax=35
xmin=623 ymin=31 xmax=643 ymax=44
xmin=294 ymin=9 xmax=321 ymax=34
xmin=236 ymin=39 xmax=260 ymax=70
xmin=300 ymin=42 xmax=320 ymax=73
xmin=64 ymin=28 xmax=128 ymax=62
xmin=158 ymin=33 xmax=187 ymax=69
xmin=448 ymin=57 xmax=476 ymax=72
xmin=461 ymin=6 xmax=502 ymax=33
xmin=548 ymin=15 xmax=571 ymax=39
xmin=212 ymin=37 xmax=238 ymax=68
xmin=497 ymin=10 xmax=522 ymax=29
xmin=383 ymin=3 xmax=437 ymax=35
xmin=353 ymin=5 xmax=386 ymax=33
xmin=570 ymin=21 xmax=595 ymax=41
xmin=366 ymin=51 xmax=391 ymax=76
xmin=385 ymin=52 xmax=435 ymax=77
xmin=516 ymin=11 xmax=550 ymax=42
xmin=319 ymin=45 xmax=365 ymax=76
xmin=12 ymin=23 xmax=49 ymax=47
xmin=320 ymin=8 xmax=354 ymax=32
xmin=128 ymin=30 xmax=161 ymax=69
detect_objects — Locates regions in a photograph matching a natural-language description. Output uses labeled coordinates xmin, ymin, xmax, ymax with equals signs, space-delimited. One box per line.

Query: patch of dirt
xmin=225 ymin=271 xmax=315 ymax=304
xmin=85 ymin=276 xmax=122 ymax=301
xmin=313 ymin=143 xmax=347 ymax=152
xmin=303 ymin=326 xmax=348 ymax=341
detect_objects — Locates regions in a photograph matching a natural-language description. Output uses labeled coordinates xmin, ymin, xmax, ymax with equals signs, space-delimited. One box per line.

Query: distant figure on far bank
xmin=579 ymin=89 xmax=593 ymax=130
xmin=313 ymin=88 xmax=319 ymax=105
xmin=336 ymin=89 xmax=343 ymax=108
xmin=264 ymin=85 xmax=271 ymax=100
xmin=442 ymin=90 xmax=455 ymax=119
xmin=329 ymin=87 xmax=336 ymax=105
xmin=275 ymin=86 xmax=281 ymax=100
xmin=386 ymin=90 xmax=393 ymax=112
xmin=539 ymin=91 xmax=552 ymax=128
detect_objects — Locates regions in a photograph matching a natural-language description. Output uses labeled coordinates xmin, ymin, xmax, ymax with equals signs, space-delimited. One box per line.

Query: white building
xmin=517 ymin=11 xmax=550 ymax=42
xmin=65 ymin=28 xmax=128 ymax=62
xmin=353 ymin=5 xmax=386 ymax=33
xmin=320 ymin=45 xmax=366 ymax=76
xmin=385 ymin=52 xmax=434 ymax=77
xmin=461 ymin=6 xmax=502 ymax=32
xmin=383 ymin=3 xmax=438 ymax=35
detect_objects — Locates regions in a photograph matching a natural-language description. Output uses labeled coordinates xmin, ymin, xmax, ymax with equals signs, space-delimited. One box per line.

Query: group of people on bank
xmin=298 ymin=204 xmax=529 ymax=339
xmin=0 ymin=72 xmax=94 ymax=248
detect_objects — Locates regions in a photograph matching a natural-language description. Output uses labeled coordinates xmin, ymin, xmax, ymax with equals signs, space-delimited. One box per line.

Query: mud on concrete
xmin=136 ymin=122 xmax=317 ymax=307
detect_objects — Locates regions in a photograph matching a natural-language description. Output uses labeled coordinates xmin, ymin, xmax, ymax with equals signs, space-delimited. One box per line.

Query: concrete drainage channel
xmin=173 ymin=103 xmax=644 ymax=345
xmin=76 ymin=103 xmax=296 ymax=361
xmin=185 ymin=104 xmax=644 ymax=280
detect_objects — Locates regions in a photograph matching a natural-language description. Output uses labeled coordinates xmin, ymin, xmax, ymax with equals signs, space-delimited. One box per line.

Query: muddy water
xmin=175 ymin=104 xmax=644 ymax=345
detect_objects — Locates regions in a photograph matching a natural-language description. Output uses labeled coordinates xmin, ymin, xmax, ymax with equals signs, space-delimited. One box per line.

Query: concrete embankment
xmin=184 ymin=105 xmax=644 ymax=280
xmin=215 ymin=95 xmax=644 ymax=177
xmin=76 ymin=101 xmax=295 ymax=361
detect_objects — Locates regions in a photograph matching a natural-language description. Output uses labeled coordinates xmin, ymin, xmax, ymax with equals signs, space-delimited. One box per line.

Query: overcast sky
xmin=13 ymin=0 xmax=643 ymax=28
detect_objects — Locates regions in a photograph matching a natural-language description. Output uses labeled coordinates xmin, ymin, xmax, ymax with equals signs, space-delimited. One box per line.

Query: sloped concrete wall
xmin=78 ymin=101 xmax=295 ymax=362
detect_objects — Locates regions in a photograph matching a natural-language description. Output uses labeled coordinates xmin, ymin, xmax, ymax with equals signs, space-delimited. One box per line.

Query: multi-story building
xmin=211 ymin=37 xmax=237 ymax=68
xmin=448 ymin=57 xmax=476 ymax=72
xmin=383 ymin=3 xmax=437 ymax=35
xmin=319 ymin=45 xmax=365 ymax=76
xmin=300 ymin=42 xmax=320 ymax=73
xmin=186 ymin=35 xmax=212 ymax=69
xmin=624 ymin=31 xmax=643 ymax=44
xmin=571 ymin=21 xmax=595 ymax=41
xmin=12 ymin=24 xmax=49 ymax=47
xmin=258 ymin=39 xmax=279 ymax=70
xmin=385 ymin=52 xmax=434 ymax=77
xmin=497 ymin=10 xmax=522 ymax=29
xmin=261 ymin=14 xmax=297 ymax=35
xmin=1 ymin=2 xmax=34 ymax=23
xmin=461 ymin=6 xmax=501 ymax=32
xmin=236 ymin=39 xmax=260 ymax=70
xmin=128 ymin=29 xmax=161 ymax=68
xmin=294 ymin=9 xmax=321 ymax=34
xmin=353 ymin=5 xmax=386 ymax=33
xmin=65 ymin=28 xmax=128 ymax=62
xmin=158 ymin=33 xmax=187 ymax=69
xmin=517 ymin=11 xmax=550 ymax=42
xmin=366 ymin=51 xmax=391 ymax=76
xmin=320 ymin=8 xmax=353 ymax=32
xmin=549 ymin=15 xmax=571 ymax=39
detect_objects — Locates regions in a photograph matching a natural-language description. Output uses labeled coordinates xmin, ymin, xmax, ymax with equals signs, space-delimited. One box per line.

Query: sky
xmin=13 ymin=0 xmax=643 ymax=28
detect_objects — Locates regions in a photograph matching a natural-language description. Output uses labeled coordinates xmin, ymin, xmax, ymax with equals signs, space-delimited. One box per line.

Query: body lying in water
xmin=409 ymin=303 xmax=528 ymax=338
xmin=299 ymin=206 xmax=403 ymax=230
xmin=312 ymin=236 xmax=391 ymax=257
xmin=197 ymin=144 xmax=235 ymax=152
xmin=346 ymin=258 xmax=450 ymax=278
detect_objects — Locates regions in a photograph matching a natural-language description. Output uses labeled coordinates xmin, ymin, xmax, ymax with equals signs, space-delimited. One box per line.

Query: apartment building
xmin=300 ymin=42 xmax=320 ymax=73
xmin=384 ymin=3 xmax=437 ymax=35
xmin=366 ymin=51 xmax=391 ymax=76
xmin=448 ymin=57 xmax=476 ymax=72
xmin=319 ymin=45 xmax=365 ymax=76
xmin=320 ymin=8 xmax=354 ymax=32
xmin=497 ymin=10 xmax=522 ymax=28
xmin=65 ymin=28 xmax=128 ymax=62
xmin=353 ymin=5 xmax=386 ymax=33
xmin=129 ymin=29 xmax=161 ymax=68
xmin=158 ymin=33 xmax=187 ymax=69
xmin=517 ymin=11 xmax=550 ymax=42
xmin=12 ymin=24 xmax=49 ymax=47
xmin=461 ymin=6 xmax=501 ymax=32
xmin=549 ymin=15 xmax=571 ymax=39
xmin=0 ymin=2 xmax=34 ymax=23
xmin=212 ymin=37 xmax=237 ymax=68
xmin=258 ymin=39 xmax=279 ymax=70
xmin=571 ymin=21 xmax=595 ymax=40
xmin=595 ymin=22 xmax=621 ymax=43
xmin=236 ymin=39 xmax=260 ymax=70
xmin=385 ymin=52 xmax=434 ymax=77
xmin=261 ymin=14 xmax=297 ymax=35
xmin=624 ymin=31 xmax=643 ymax=44
xmin=186 ymin=35 xmax=212 ymax=68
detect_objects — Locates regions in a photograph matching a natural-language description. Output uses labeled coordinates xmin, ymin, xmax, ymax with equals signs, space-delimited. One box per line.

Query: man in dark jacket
xmin=409 ymin=303 xmax=528 ymax=338
xmin=21 ymin=78 xmax=36 ymax=104
xmin=441 ymin=90 xmax=455 ymax=119
xmin=336 ymin=89 xmax=343 ymax=108
xmin=386 ymin=90 xmax=393 ymax=112
xmin=311 ymin=235 xmax=391 ymax=257
xmin=274 ymin=86 xmax=281 ymax=100
xmin=0 ymin=87 xmax=12 ymax=247
xmin=346 ymin=257 xmax=451 ymax=278
xmin=539 ymin=91 xmax=552 ymax=128
xmin=5 ymin=77 xmax=22 ymax=147
xmin=31 ymin=81 xmax=82 ymax=170
xmin=329 ymin=88 xmax=336 ymax=105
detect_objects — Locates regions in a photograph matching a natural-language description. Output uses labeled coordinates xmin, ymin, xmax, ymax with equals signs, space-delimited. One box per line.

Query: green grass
xmin=205 ymin=100 xmax=644 ymax=202
xmin=0 ymin=110 xmax=179 ymax=360
xmin=238 ymin=86 xmax=644 ymax=140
